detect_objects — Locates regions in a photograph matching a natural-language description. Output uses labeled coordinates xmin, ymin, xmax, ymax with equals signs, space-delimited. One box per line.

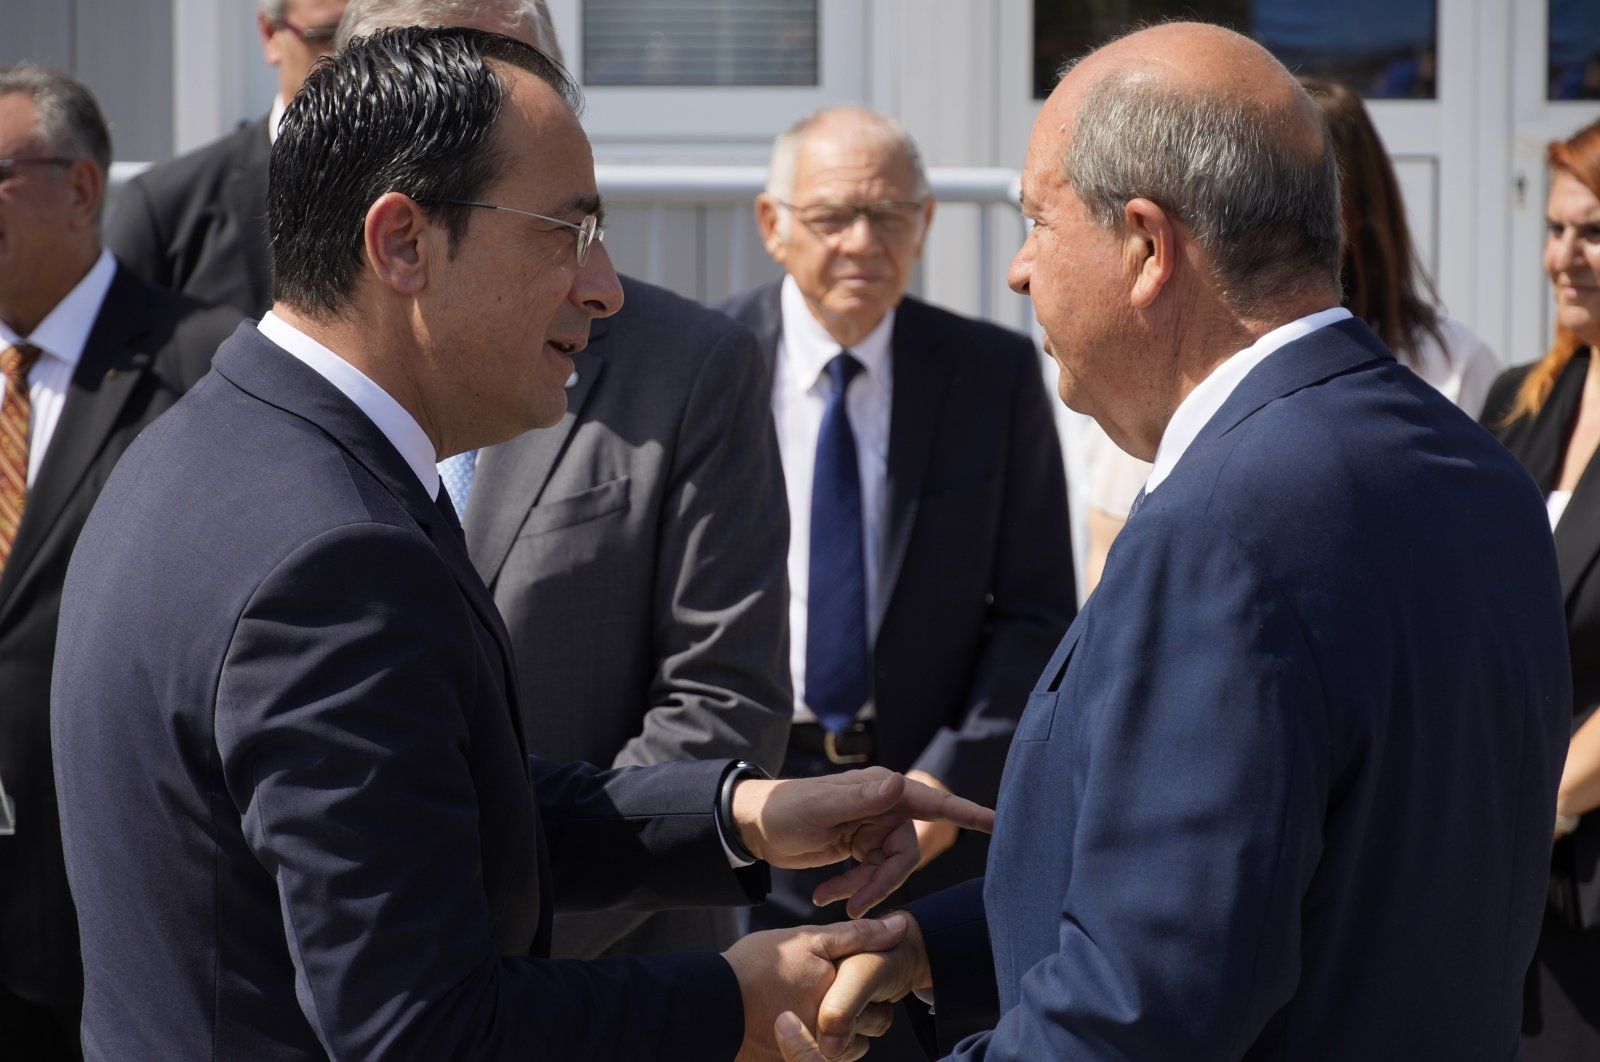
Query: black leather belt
xmin=789 ymin=720 xmax=875 ymax=765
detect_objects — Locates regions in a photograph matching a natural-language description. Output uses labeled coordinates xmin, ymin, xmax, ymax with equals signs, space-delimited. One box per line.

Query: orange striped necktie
xmin=0 ymin=341 xmax=41 ymax=573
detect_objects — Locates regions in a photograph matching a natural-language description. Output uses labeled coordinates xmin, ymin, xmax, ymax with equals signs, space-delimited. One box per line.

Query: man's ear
xmin=259 ymin=14 xmax=283 ymax=67
xmin=1123 ymin=197 xmax=1177 ymax=308
xmin=64 ymin=158 xmax=102 ymax=233
xmin=908 ymin=195 xmax=936 ymax=259
xmin=363 ymin=192 xmax=432 ymax=296
xmin=755 ymin=194 xmax=789 ymax=264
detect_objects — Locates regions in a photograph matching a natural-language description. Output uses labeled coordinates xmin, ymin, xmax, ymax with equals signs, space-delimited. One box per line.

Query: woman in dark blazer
xmin=1483 ymin=116 xmax=1600 ymax=1060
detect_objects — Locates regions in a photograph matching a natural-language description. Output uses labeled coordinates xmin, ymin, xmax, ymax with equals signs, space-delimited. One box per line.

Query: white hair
xmin=335 ymin=0 xmax=564 ymax=66
xmin=765 ymin=105 xmax=929 ymax=202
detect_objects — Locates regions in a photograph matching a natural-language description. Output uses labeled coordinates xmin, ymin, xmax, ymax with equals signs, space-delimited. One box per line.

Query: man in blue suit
xmin=50 ymin=28 xmax=991 ymax=1061
xmin=778 ymin=21 xmax=1572 ymax=1062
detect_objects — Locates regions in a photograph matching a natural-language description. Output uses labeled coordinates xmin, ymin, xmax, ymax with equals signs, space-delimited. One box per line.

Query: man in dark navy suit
xmin=51 ymin=28 xmax=990 ymax=1061
xmin=778 ymin=22 xmax=1572 ymax=1062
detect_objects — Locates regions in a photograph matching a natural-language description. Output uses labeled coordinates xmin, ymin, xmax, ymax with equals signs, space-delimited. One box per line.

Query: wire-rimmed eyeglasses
xmin=425 ymin=198 xmax=604 ymax=266
xmin=777 ymin=199 xmax=925 ymax=239
xmin=0 ymin=157 xmax=75 ymax=184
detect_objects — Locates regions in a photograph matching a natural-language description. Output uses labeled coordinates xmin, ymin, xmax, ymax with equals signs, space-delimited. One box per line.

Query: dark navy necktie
xmin=806 ymin=352 xmax=869 ymax=734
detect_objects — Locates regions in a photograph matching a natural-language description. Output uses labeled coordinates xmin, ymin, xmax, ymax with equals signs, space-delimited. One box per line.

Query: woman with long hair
xmin=1302 ymin=75 xmax=1502 ymax=414
xmin=1482 ymin=116 xmax=1600 ymax=1058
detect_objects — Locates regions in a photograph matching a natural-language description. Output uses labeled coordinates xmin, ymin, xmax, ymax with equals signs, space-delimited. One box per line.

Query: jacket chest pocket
xmin=1015 ymin=628 xmax=1076 ymax=743
xmin=1013 ymin=688 xmax=1061 ymax=743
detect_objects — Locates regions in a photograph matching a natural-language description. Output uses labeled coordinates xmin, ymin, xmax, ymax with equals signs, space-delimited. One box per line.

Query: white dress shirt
xmin=1145 ymin=307 xmax=1353 ymax=496
xmin=257 ymin=312 xmax=440 ymax=499
xmin=0 ymin=249 xmax=118 ymax=486
xmin=772 ymin=274 xmax=894 ymax=723
xmin=269 ymin=94 xmax=287 ymax=144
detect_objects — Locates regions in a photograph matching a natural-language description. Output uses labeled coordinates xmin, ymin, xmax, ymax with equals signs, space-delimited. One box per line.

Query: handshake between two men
xmin=722 ymin=767 xmax=988 ymax=1061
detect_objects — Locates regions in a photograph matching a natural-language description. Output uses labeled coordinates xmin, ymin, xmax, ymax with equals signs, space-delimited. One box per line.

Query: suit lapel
xmin=0 ymin=269 xmax=154 ymax=613
xmin=1185 ymin=317 xmax=1392 ymax=459
xmin=1556 ymin=461 xmax=1600 ymax=606
xmin=466 ymin=339 xmax=606 ymax=587
xmin=877 ymin=298 xmax=954 ymax=633
xmin=214 ymin=328 xmax=527 ymax=750
xmin=1547 ymin=352 xmax=1600 ymax=604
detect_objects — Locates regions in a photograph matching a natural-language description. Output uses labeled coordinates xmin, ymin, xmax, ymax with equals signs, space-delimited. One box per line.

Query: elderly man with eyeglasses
xmin=718 ymin=107 xmax=1076 ymax=1058
xmin=106 ymin=0 xmax=348 ymax=320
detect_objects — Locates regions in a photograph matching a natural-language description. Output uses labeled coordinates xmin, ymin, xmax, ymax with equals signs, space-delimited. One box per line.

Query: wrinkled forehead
xmin=0 ymin=92 xmax=43 ymax=154
xmin=487 ymin=64 xmax=596 ymax=197
xmin=790 ymin=118 xmax=920 ymax=197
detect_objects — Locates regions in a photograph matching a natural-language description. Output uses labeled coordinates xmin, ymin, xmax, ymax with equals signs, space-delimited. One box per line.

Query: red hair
xmin=1506 ymin=118 xmax=1600 ymax=423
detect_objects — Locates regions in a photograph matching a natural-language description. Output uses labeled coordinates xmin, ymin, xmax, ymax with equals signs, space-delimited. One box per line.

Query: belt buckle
xmin=823 ymin=728 xmax=870 ymax=766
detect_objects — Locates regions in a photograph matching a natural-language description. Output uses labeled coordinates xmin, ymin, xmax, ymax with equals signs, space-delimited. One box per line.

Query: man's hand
xmin=725 ymin=917 xmax=905 ymax=1062
xmin=732 ymin=767 xmax=995 ymax=917
xmin=809 ymin=911 xmax=932 ymax=1058
xmin=773 ymin=1012 xmax=837 ymax=1062
xmin=905 ymin=770 xmax=960 ymax=870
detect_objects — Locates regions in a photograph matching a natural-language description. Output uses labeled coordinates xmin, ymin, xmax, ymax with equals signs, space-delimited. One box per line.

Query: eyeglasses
xmin=271 ymin=15 xmax=339 ymax=44
xmin=778 ymin=200 xmax=925 ymax=239
xmin=426 ymin=198 xmax=605 ymax=266
xmin=0 ymin=157 xmax=75 ymax=184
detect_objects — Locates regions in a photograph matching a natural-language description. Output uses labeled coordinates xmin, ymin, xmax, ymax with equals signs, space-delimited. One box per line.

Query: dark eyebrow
xmin=570 ymin=193 xmax=604 ymax=226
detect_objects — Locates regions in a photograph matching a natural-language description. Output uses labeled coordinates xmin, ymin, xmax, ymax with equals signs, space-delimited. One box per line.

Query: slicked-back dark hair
xmin=269 ymin=26 xmax=581 ymax=316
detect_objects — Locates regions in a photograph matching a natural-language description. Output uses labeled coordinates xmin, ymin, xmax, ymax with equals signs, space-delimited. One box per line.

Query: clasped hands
xmin=723 ymin=767 xmax=982 ymax=1060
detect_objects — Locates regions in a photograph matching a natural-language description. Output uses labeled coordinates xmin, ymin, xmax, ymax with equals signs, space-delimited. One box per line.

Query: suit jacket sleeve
xmin=610 ymin=320 xmax=791 ymax=774
xmin=935 ymin=512 xmax=1325 ymax=1060
xmin=911 ymin=350 xmax=1076 ymax=803
xmin=216 ymin=523 xmax=747 ymax=1060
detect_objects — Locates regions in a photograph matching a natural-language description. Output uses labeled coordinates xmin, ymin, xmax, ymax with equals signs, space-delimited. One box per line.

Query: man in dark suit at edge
xmin=779 ymin=22 xmax=1573 ymax=1062
xmin=52 ymin=28 xmax=990 ymax=1061
xmin=106 ymin=0 xmax=349 ymax=319
xmin=720 ymin=106 xmax=1076 ymax=928
xmin=0 ymin=65 xmax=242 ymax=1061
xmin=336 ymin=0 xmax=794 ymax=962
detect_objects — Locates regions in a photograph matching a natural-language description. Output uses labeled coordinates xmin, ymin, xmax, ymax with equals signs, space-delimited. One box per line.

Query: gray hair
xmin=259 ymin=0 xmax=289 ymax=22
xmin=1063 ymin=68 xmax=1342 ymax=314
xmin=765 ymin=105 xmax=929 ymax=202
xmin=0 ymin=63 xmax=111 ymax=220
xmin=336 ymin=0 xmax=564 ymax=66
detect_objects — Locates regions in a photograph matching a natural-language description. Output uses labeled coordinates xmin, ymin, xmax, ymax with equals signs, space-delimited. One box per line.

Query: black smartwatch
xmin=718 ymin=760 xmax=772 ymax=863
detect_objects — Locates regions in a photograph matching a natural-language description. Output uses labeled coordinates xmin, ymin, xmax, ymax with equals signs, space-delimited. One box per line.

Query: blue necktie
xmin=438 ymin=449 xmax=478 ymax=523
xmin=806 ymin=353 xmax=869 ymax=734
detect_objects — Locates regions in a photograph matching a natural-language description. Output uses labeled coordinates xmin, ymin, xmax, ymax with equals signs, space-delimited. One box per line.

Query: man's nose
xmin=574 ymin=239 xmax=624 ymax=318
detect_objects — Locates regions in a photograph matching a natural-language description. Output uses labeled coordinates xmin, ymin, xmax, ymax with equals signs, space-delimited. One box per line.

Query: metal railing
xmin=110 ymin=161 xmax=1029 ymax=329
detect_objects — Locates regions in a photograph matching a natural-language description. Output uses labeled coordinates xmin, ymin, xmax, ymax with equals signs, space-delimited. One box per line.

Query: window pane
xmin=1033 ymin=1 xmax=1437 ymax=100
xmin=1550 ymin=0 xmax=1600 ymax=100
xmin=584 ymin=0 xmax=818 ymax=87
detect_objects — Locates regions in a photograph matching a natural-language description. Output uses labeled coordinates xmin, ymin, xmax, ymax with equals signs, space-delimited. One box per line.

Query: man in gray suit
xmin=336 ymin=0 xmax=791 ymax=960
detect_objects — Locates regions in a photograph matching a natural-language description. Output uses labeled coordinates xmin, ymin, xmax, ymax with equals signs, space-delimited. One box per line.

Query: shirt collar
xmin=1145 ymin=305 xmax=1353 ymax=494
xmin=779 ymin=273 xmax=895 ymax=392
xmin=0 ymin=249 xmax=117 ymax=370
xmin=257 ymin=311 xmax=441 ymax=499
xmin=268 ymin=94 xmax=287 ymax=145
